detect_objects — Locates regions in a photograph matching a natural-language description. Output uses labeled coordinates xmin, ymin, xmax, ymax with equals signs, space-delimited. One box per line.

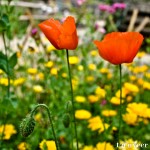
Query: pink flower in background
xmin=112 ymin=2 xmax=126 ymax=9
xmin=77 ymin=0 xmax=86 ymax=6
xmin=31 ymin=28 xmax=38 ymax=36
xmin=98 ymin=4 xmax=116 ymax=14
xmin=95 ymin=20 xmax=106 ymax=34
xmin=101 ymin=100 xmax=107 ymax=106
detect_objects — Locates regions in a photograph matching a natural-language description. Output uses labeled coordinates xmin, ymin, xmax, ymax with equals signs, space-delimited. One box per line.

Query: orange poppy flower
xmin=94 ymin=32 xmax=144 ymax=65
xmin=38 ymin=16 xmax=78 ymax=50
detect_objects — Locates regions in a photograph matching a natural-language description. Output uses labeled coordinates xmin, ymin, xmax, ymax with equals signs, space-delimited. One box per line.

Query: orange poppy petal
xmin=38 ymin=19 xmax=63 ymax=49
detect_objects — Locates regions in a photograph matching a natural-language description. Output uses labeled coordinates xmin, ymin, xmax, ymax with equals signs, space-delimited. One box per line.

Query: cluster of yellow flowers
xmin=123 ymin=102 xmax=150 ymax=125
xmin=0 ymin=124 xmax=17 ymax=140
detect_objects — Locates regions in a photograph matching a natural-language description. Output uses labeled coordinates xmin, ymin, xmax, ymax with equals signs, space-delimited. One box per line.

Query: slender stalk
xmin=118 ymin=64 xmax=122 ymax=146
xmin=2 ymin=33 xmax=10 ymax=97
xmin=66 ymin=49 xmax=79 ymax=150
xmin=30 ymin=104 xmax=59 ymax=150
xmin=0 ymin=32 xmax=10 ymax=147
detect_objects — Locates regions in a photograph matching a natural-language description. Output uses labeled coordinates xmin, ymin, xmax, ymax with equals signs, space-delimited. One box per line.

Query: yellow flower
xmin=88 ymin=116 xmax=103 ymax=131
xmin=86 ymin=76 xmax=95 ymax=82
xmin=50 ymin=68 xmax=58 ymax=76
xmin=102 ymin=110 xmax=117 ymax=117
xmin=44 ymin=61 xmax=54 ymax=68
xmin=126 ymin=96 xmax=133 ymax=102
xmin=136 ymin=51 xmax=146 ymax=58
xmin=145 ymin=72 xmax=150 ymax=79
xmin=0 ymin=124 xmax=17 ymax=140
xmin=0 ymin=78 xmax=13 ymax=86
xmin=27 ymin=68 xmax=38 ymax=75
xmin=71 ymin=77 xmax=78 ymax=90
xmin=129 ymin=75 xmax=137 ymax=81
xmin=46 ymin=45 xmax=56 ymax=53
xmin=75 ymin=109 xmax=91 ymax=120
xmin=95 ymin=87 xmax=106 ymax=98
xmin=88 ymin=63 xmax=96 ymax=70
xmin=13 ymin=78 xmax=26 ymax=86
xmin=17 ymin=142 xmax=27 ymax=150
xmin=37 ymin=72 xmax=44 ymax=80
xmin=90 ymin=50 xmax=98 ymax=56
xmin=75 ymin=96 xmax=86 ymax=103
xmin=16 ymin=51 xmax=21 ymax=58
xmin=127 ymin=103 xmax=150 ymax=118
xmin=99 ymin=68 xmax=110 ymax=74
xmin=39 ymin=140 xmax=56 ymax=150
xmin=33 ymin=85 xmax=44 ymax=93
xmin=110 ymin=97 xmax=124 ymax=105
xmin=34 ymin=113 xmax=42 ymax=122
xmin=96 ymin=142 xmax=115 ymax=150
xmin=62 ymin=73 xmax=67 ymax=78
xmin=123 ymin=112 xmax=138 ymax=125
xmin=78 ymin=65 xmax=84 ymax=71
xmin=124 ymin=83 xmax=139 ymax=93
xmin=69 ymin=56 xmax=79 ymax=65
xmin=119 ymin=139 xmax=140 ymax=150
xmin=132 ymin=65 xmax=148 ymax=74
xmin=137 ymin=78 xmax=144 ymax=86
xmin=115 ymin=88 xmax=129 ymax=98
xmin=0 ymin=69 xmax=4 ymax=75
xmin=88 ymin=95 xmax=99 ymax=103
xmin=82 ymin=145 xmax=94 ymax=150
xmin=143 ymin=81 xmax=150 ymax=90
xmin=107 ymin=73 xmax=112 ymax=79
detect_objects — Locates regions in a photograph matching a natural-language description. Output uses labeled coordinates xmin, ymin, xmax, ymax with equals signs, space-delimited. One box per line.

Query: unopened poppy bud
xmin=63 ymin=113 xmax=70 ymax=128
xmin=65 ymin=101 xmax=72 ymax=113
xmin=20 ymin=115 xmax=35 ymax=137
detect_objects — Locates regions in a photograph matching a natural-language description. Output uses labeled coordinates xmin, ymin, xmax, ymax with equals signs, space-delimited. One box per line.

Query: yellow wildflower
xmin=132 ymin=65 xmax=148 ymax=74
xmin=13 ymin=78 xmax=26 ymax=86
xmin=88 ymin=63 xmax=96 ymax=70
xmin=143 ymin=81 xmax=150 ymax=90
xmin=88 ymin=95 xmax=99 ymax=103
xmin=124 ymin=82 xmax=139 ymax=93
xmin=78 ymin=65 xmax=84 ymax=71
xmin=33 ymin=85 xmax=44 ymax=93
xmin=0 ymin=124 xmax=17 ymax=140
xmin=34 ymin=113 xmax=42 ymax=122
xmin=69 ymin=56 xmax=79 ymax=65
xmin=126 ymin=103 xmax=150 ymax=118
xmin=62 ymin=73 xmax=67 ymax=78
xmin=99 ymin=68 xmax=110 ymax=74
xmin=95 ymin=87 xmax=106 ymax=98
xmin=90 ymin=50 xmax=98 ymax=56
xmin=126 ymin=96 xmax=133 ymax=102
xmin=136 ymin=51 xmax=146 ymax=58
xmin=39 ymin=140 xmax=56 ymax=150
xmin=145 ymin=72 xmax=150 ymax=79
xmin=16 ymin=51 xmax=21 ymax=58
xmin=86 ymin=76 xmax=95 ymax=82
xmin=37 ymin=72 xmax=44 ymax=80
xmin=82 ymin=145 xmax=94 ymax=150
xmin=0 ymin=69 xmax=4 ymax=75
xmin=115 ymin=87 xmax=129 ymax=98
xmin=102 ymin=110 xmax=117 ymax=117
xmin=71 ymin=77 xmax=78 ymax=90
xmin=75 ymin=96 xmax=86 ymax=103
xmin=44 ymin=61 xmax=54 ymax=68
xmin=123 ymin=112 xmax=138 ymax=125
xmin=0 ymin=78 xmax=13 ymax=86
xmin=46 ymin=45 xmax=56 ymax=53
xmin=75 ymin=109 xmax=91 ymax=120
xmin=137 ymin=78 xmax=144 ymax=86
xmin=27 ymin=68 xmax=38 ymax=75
xmin=96 ymin=142 xmax=115 ymax=150
xmin=129 ymin=75 xmax=137 ymax=81
xmin=17 ymin=142 xmax=27 ymax=150
xmin=107 ymin=73 xmax=112 ymax=79
xmin=50 ymin=68 xmax=58 ymax=76
xmin=110 ymin=97 xmax=124 ymax=105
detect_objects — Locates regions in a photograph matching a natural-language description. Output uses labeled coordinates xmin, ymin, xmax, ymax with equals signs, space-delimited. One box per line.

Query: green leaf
xmin=9 ymin=52 xmax=17 ymax=69
xmin=0 ymin=14 xmax=10 ymax=32
xmin=0 ymin=20 xmax=7 ymax=32
xmin=0 ymin=52 xmax=7 ymax=73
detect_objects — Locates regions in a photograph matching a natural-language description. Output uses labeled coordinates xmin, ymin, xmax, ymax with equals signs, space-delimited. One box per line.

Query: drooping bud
xmin=20 ymin=115 xmax=35 ymax=137
xmin=63 ymin=113 xmax=70 ymax=128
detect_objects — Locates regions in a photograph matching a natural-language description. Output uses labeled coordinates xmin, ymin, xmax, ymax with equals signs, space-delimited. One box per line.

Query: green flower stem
xmin=2 ymin=32 xmax=10 ymax=97
xmin=66 ymin=49 xmax=79 ymax=150
xmin=0 ymin=32 xmax=10 ymax=147
xmin=118 ymin=64 xmax=122 ymax=145
xmin=30 ymin=104 xmax=59 ymax=150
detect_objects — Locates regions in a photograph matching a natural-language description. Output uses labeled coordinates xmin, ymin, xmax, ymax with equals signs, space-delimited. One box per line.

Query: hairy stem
xmin=31 ymin=104 xmax=59 ymax=150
